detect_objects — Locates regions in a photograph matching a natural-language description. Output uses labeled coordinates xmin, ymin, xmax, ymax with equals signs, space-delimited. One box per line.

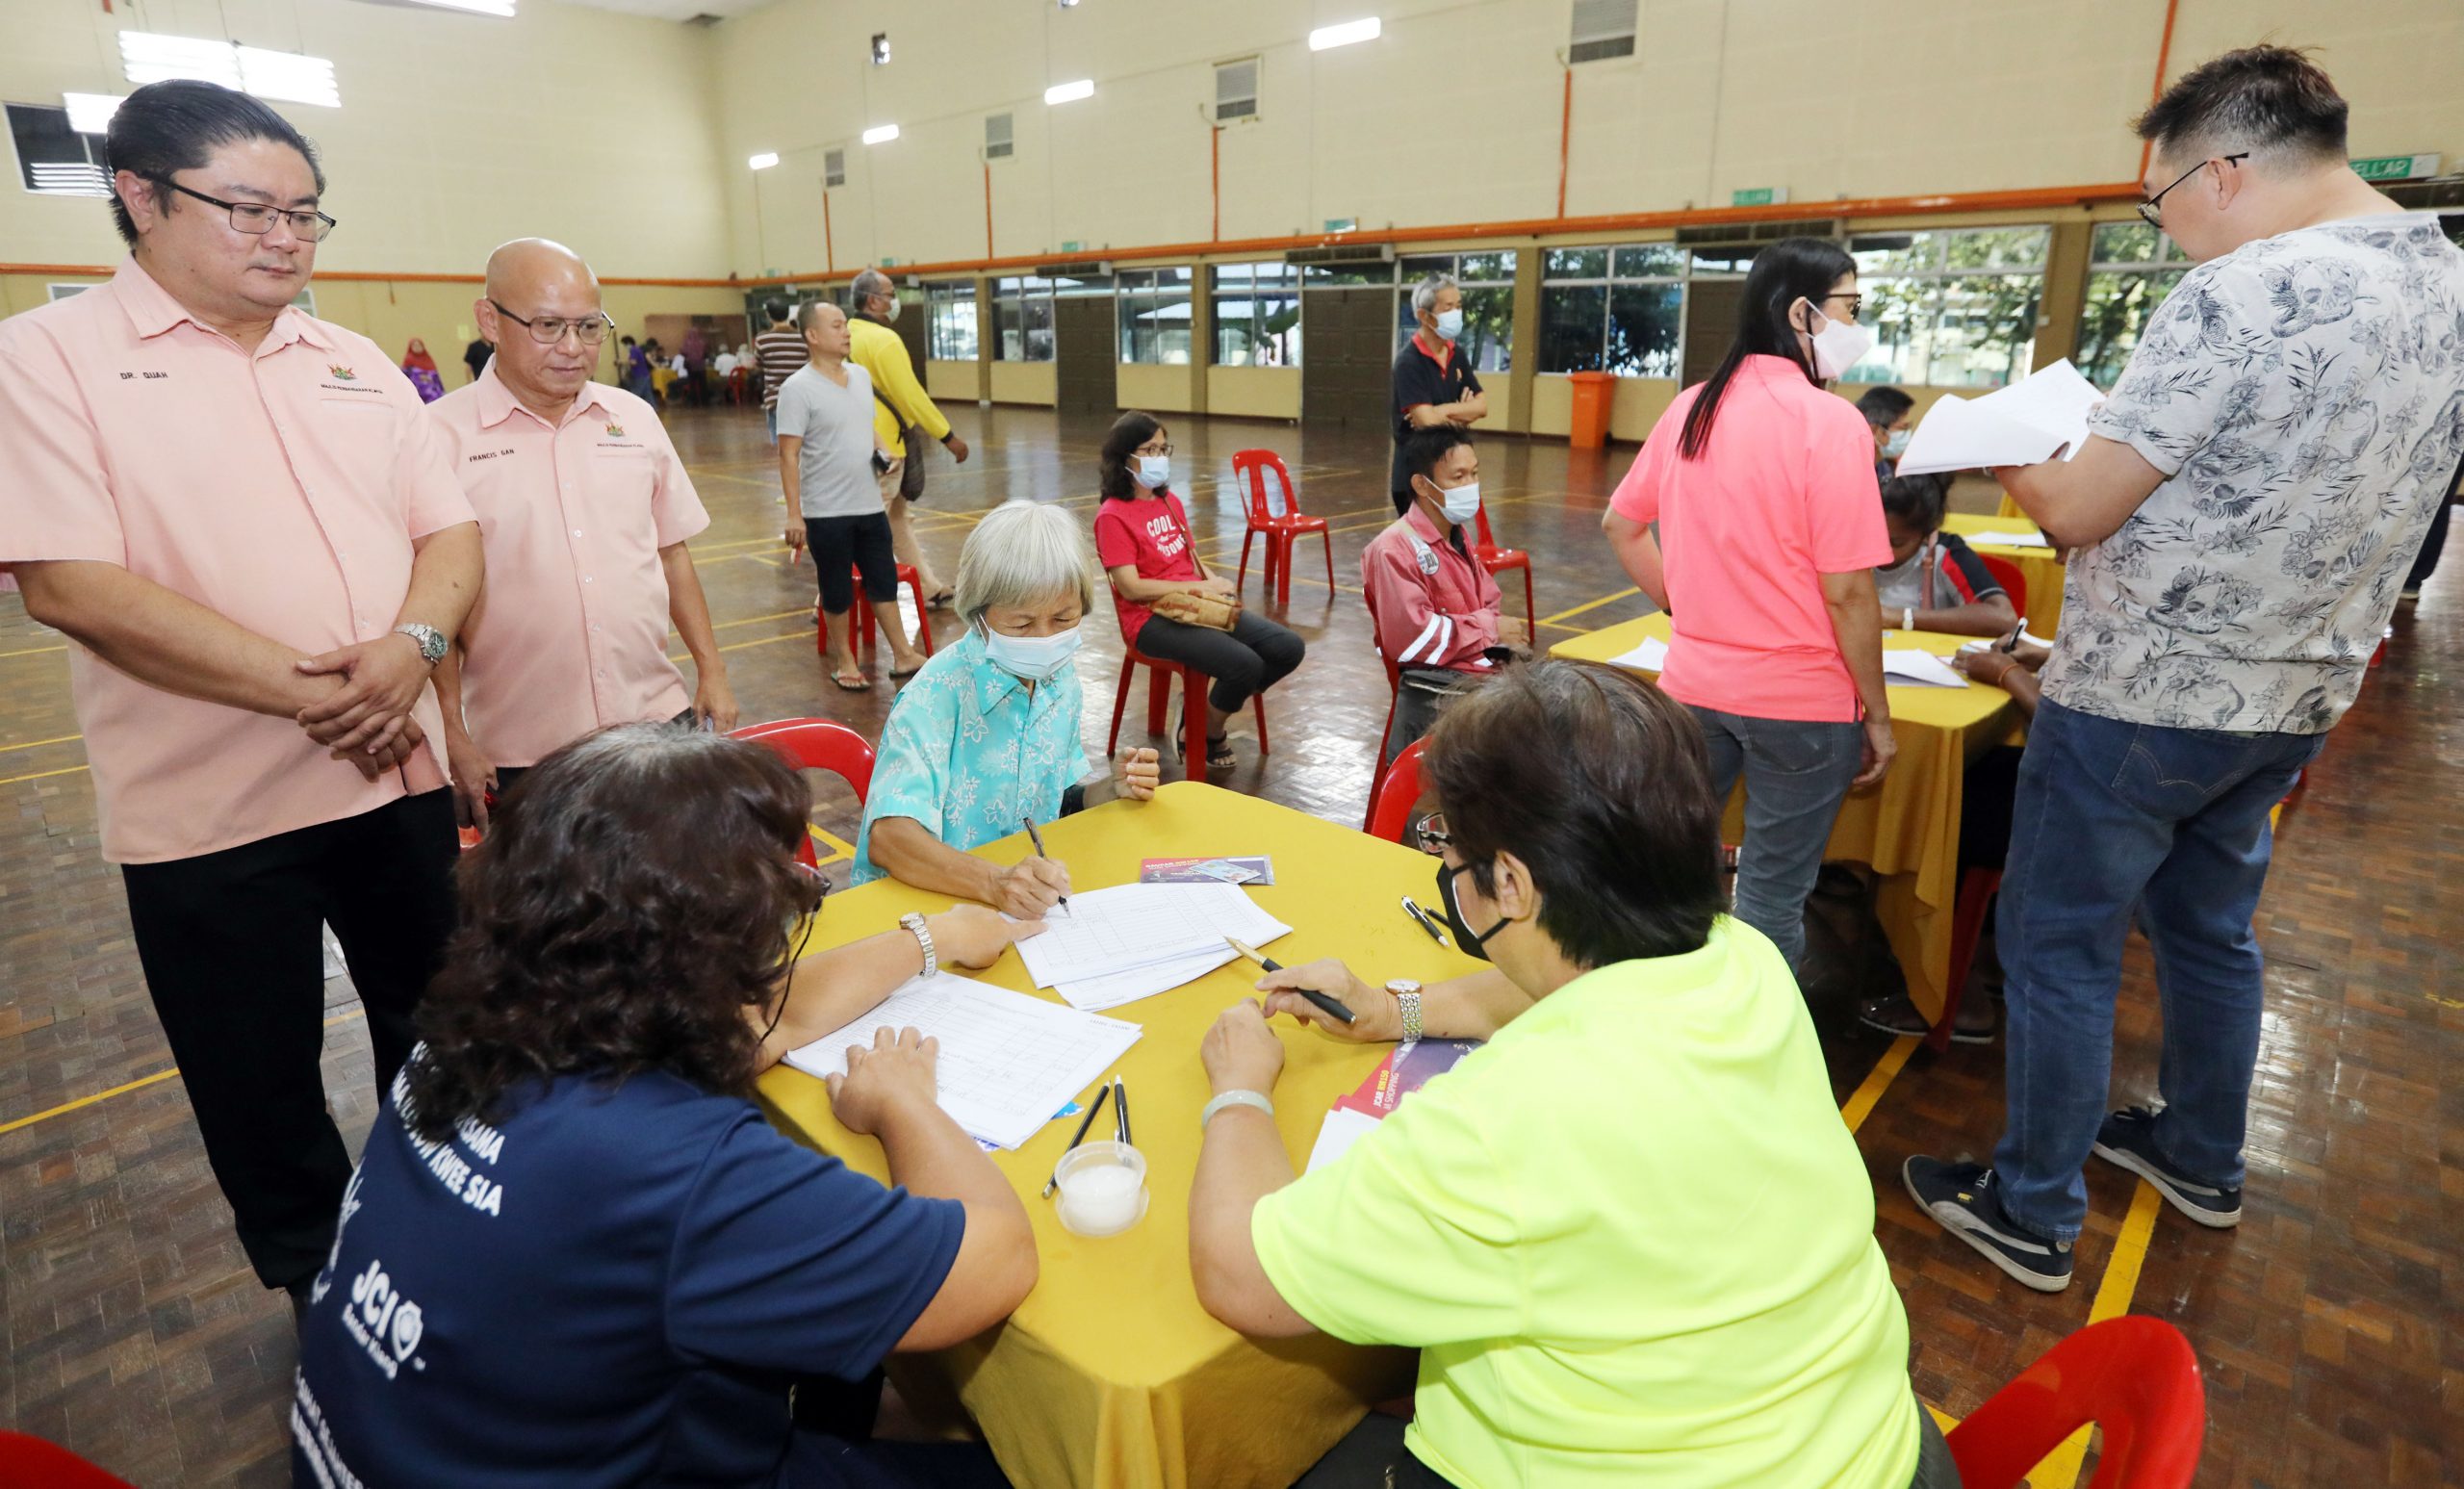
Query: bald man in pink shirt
xmin=0 ymin=82 xmax=481 ymax=1315
xmin=429 ymin=239 xmax=734 ymax=834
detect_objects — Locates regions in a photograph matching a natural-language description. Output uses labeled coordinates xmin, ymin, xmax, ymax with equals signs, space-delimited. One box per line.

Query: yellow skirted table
xmin=1940 ymin=511 xmax=2065 ymax=638
xmin=1548 ymin=615 xmax=2017 ymax=1023
xmin=757 ymin=782 xmax=1488 ymax=1489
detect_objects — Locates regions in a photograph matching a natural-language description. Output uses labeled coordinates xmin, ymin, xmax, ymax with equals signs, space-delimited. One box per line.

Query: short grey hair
xmin=1410 ymin=272 xmax=1460 ymax=318
xmin=849 ymin=269 xmax=895 ymax=306
xmin=956 ymin=501 xmax=1098 ymax=629
xmin=796 ymin=299 xmax=842 ymax=334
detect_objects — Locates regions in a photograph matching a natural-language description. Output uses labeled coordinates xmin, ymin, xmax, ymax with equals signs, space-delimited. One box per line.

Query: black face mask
xmin=1435 ymin=861 xmax=1508 ymax=963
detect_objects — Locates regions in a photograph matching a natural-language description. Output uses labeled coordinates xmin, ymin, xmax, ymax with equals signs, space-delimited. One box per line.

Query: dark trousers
xmin=1133 ymin=611 xmax=1306 ymax=716
xmin=119 ymin=790 xmax=460 ymax=1291
xmin=1385 ymin=666 xmax=1490 ymax=769
xmin=807 ymin=514 xmax=900 ymax=613
xmin=2407 ymin=490 xmax=2451 ymax=591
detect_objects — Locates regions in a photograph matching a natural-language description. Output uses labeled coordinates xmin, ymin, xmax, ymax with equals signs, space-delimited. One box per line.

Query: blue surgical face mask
xmin=981 ymin=622 xmax=1083 ymax=681
xmin=1883 ymin=428 xmax=1912 ymax=459
xmin=1133 ymin=453 xmax=1170 ymax=489
xmin=1433 ymin=308 xmax=1465 ymax=341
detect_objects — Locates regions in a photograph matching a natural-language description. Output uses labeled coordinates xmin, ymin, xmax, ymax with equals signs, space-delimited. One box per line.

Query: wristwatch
xmin=900 ymin=911 xmax=937 ymax=979
xmin=1901 ymin=606 xmax=1915 ymax=632
xmin=1386 ymin=980 xmax=1424 ymax=1043
xmin=1201 ymin=1089 xmax=1274 ymax=1128
xmin=393 ymin=622 xmax=448 ymax=667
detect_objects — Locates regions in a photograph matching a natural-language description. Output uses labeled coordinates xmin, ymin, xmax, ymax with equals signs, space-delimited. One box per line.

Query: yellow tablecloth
xmin=757 ymin=782 xmax=1485 ymax=1489
xmin=1548 ymin=615 xmax=2016 ymax=1023
xmin=1941 ymin=511 xmax=2064 ymax=638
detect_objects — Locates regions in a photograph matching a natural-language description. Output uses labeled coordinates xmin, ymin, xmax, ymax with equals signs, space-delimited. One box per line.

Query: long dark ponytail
xmin=1677 ymin=237 xmax=1856 ymax=461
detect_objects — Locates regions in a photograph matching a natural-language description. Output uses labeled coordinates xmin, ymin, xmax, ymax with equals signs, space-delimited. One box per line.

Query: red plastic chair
xmin=1926 ymin=864 xmax=2003 ymax=1053
xmin=731 ymin=718 xmax=877 ymax=867
xmin=1106 ymin=638 xmax=1270 ymax=786
xmin=1365 ymin=652 xmax=1403 ymax=829
xmin=1978 ymin=553 xmax=2029 ymax=626
xmin=1473 ymin=505 xmax=1535 ymax=645
xmin=0 ymin=1433 xmax=140 ymax=1488
xmin=1945 ymin=1316 xmax=2206 ymax=1489
xmin=1368 ymin=738 xmax=1426 ymax=846
xmin=814 ymin=564 xmax=935 ymax=662
xmin=1231 ymin=449 xmax=1333 ymax=606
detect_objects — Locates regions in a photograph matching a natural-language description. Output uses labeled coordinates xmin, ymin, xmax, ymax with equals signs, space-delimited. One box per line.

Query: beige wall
xmin=987 ymin=360 xmax=1055 ymax=406
xmin=706 ymin=0 xmax=2464 ymax=278
xmin=1 ymin=0 xmax=731 ymax=277
xmin=1116 ymin=361 xmax=1194 ymax=416
xmin=1207 ymin=365 xmax=1301 ymax=422
xmin=925 ymin=358 xmax=985 ymax=402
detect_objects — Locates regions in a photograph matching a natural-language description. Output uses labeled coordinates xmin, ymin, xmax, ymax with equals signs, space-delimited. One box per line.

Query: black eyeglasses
xmin=1818 ymin=292 xmax=1864 ymax=323
xmin=2138 ymin=153 xmax=2248 ymax=228
xmin=153 ymin=177 xmax=336 ymax=242
xmin=489 ymin=299 xmax=616 ymax=347
xmin=1413 ymin=812 xmax=1453 ymax=857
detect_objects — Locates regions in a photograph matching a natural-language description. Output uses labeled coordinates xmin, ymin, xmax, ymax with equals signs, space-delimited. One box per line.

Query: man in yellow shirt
xmin=1188 ymin=660 xmax=1951 ymax=1489
xmin=847 ymin=269 xmax=970 ymax=605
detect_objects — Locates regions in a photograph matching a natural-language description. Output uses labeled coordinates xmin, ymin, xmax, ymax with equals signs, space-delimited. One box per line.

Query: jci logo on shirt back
xmin=344 ymin=1257 xmax=427 ymax=1380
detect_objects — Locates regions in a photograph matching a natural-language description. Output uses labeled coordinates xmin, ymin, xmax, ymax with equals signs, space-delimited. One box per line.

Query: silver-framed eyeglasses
xmin=489 ymin=299 xmax=616 ymax=347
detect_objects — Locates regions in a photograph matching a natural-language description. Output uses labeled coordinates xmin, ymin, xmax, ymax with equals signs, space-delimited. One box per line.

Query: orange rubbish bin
xmin=1566 ymin=371 xmax=1616 ymax=449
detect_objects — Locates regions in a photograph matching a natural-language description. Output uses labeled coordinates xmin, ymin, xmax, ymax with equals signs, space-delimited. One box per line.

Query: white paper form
xmin=1962 ymin=529 xmax=2051 ymax=550
xmin=1054 ymin=947 xmax=1241 ymax=1014
xmin=1882 ymin=650 xmax=1969 ymax=688
xmin=1014 ymin=883 xmax=1290 ymax=989
xmin=1895 ymin=360 xmax=2104 ymax=476
xmin=1305 ymin=1107 xmax=1382 ymax=1173
xmin=1607 ymin=635 xmax=1671 ymax=673
xmin=783 ymin=973 xmax=1141 ymax=1150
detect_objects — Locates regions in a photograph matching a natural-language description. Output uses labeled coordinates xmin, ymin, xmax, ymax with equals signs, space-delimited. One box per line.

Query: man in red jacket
xmin=1363 ymin=424 xmax=1506 ymax=768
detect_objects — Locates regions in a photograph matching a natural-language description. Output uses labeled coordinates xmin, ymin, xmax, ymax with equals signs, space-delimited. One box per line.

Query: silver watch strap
xmin=903 ymin=913 xmax=937 ymax=979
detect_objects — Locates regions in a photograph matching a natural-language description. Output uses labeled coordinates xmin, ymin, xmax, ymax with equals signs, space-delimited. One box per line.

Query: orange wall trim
xmin=2138 ymin=0 xmax=2184 ymax=179
xmin=4 ymin=179 xmax=2142 ymax=293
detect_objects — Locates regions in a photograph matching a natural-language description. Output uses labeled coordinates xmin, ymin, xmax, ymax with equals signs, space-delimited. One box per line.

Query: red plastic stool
xmin=815 ymin=564 xmax=935 ymax=662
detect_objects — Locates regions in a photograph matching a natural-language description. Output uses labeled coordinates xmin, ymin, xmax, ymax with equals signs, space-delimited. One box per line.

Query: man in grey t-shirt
xmin=1907 ymin=46 xmax=2464 ymax=1294
xmin=777 ymin=302 xmax=926 ymax=690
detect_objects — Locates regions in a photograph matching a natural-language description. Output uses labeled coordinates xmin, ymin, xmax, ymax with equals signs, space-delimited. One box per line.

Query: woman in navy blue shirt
xmin=294 ymin=723 xmax=1040 ymax=1488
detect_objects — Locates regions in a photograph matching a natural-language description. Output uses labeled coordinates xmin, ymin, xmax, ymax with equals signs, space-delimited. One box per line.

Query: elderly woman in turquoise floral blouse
xmin=856 ymin=500 xmax=1161 ymax=918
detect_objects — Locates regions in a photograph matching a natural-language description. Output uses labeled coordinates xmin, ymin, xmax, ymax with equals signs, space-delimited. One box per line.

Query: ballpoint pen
xmin=1224 ymin=937 xmax=1356 ymax=1024
xmin=1040 ymin=1083 xmax=1111 ymax=1199
xmin=1020 ymin=814 xmax=1069 ymax=916
xmin=1400 ymin=895 xmax=1448 ymax=945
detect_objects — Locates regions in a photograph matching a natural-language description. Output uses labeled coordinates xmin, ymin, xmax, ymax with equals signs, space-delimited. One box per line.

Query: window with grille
xmin=1396 ymin=252 xmax=1518 ymax=374
xmin=1540 ymin=244 xmax=1684 ymax=375
xmin=1569 ymin=0 xmax=1637 ymax=64
xmin=2076 ymin=221 xmax=2191 ymax=387
xmin=1209 ymin=263 xmax=1300 ymax=367
xmin=985 ymin=113 xmax=1013 ymax=161
xmin=824 ymin=148 xmax=846 ymax=188
xmin=1215 ymin=57 xmax=1259 ymax=121
xmin=1848 ymin=226 xmax=2050 ymax=388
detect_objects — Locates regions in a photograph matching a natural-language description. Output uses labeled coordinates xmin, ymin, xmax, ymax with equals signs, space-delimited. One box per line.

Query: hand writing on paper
xmin=826 ymin=1025 xmax=940 ymax=1135
xmin=990 ymin=856 xmax=1070 ymax=919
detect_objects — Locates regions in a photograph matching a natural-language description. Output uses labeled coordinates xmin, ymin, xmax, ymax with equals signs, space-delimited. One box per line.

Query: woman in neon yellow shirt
xmin=1188 ymin=659 xmax=1956 ymax=1489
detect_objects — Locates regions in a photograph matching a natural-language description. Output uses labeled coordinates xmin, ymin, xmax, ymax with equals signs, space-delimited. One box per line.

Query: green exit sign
xmin=1324 ymin=218 xmax=1358 ymax=233
xmin=1061 ymin=240 xmax=1083 ymax=252
xmin=1731 ymin=186 xmax=1790 ymax=207
xmin=2351 ymin=152 xmax=2440 ymax=182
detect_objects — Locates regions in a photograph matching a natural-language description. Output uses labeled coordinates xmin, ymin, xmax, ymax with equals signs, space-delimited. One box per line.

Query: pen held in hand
xmin=1224 ymin=937 xmax=1356 ymax=1024
xmin=1040 ymin=1082 xmax=1111 ymax=1200
xmin=1019 ymin=814 xmax=1069 ymax=917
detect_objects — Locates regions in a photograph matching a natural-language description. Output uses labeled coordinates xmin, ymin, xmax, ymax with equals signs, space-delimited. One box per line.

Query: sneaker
xmin=2091 ymin=1106 xmax=2242 ymax=1228
xmin=1858 ymin=992 xmax=1994 ymax=1044
xmin=1901 ymin=1156 xmax=2074 ymax=1293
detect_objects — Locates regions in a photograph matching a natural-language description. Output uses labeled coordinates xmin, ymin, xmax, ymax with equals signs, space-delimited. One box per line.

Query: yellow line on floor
xmin=2027 ymin=1179 xmax=2163 ymax=1487
xmin=1540 ymin=587 xmax=1640 ymax=626
xmin=0 ymin=763 xmax=90 ymax=788
xmin=0 ymin=1009 xmax=366 ymax=1138
xmin=0 ymin=643 xmax=68 ymax=660
xmin=1840 ymin=1034 xmax=1919 ymax=1134
xmin=0 ymin=732 xmax=83 ymax=756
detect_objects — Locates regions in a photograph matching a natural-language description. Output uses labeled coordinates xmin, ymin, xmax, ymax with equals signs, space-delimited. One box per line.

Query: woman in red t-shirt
xmin=1092 ymin=412 xmax=1306 ymax=771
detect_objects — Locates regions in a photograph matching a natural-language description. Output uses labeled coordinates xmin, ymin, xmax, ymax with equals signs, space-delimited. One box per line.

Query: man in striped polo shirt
xmin=753 ymin=297 xmax=805 ymax=443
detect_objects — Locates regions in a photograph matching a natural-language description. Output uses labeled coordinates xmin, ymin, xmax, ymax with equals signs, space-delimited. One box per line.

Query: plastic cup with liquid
xmin=1053 ymin=1141 xmax=1149 ymax=1238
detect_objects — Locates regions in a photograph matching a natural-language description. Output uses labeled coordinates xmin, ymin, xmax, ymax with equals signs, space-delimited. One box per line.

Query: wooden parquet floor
xmin=0 ymin=403 xmax=2454 ymax=1486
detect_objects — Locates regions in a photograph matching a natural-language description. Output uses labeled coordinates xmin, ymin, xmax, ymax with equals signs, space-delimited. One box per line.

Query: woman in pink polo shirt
xmin=1602 ymin=237 xmax=1894 ymax=973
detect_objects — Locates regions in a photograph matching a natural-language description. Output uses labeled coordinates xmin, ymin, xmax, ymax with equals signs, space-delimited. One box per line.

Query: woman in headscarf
xmin=401 ymin=338 xmax=447 ymax=403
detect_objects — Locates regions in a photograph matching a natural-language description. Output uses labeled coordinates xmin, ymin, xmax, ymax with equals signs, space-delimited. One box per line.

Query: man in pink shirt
xmin=0 ymin=82 xmax=482 ymax=1311
xmin=1364 ymin=425 xmax=1506 ymax=768
xmin=429 ymin=239 xmax=733 ymax=833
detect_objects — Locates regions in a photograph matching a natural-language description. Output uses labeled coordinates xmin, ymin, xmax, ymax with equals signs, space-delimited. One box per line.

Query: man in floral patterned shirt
xmin=1907 ymin=45 xmax=2464 ymax=1293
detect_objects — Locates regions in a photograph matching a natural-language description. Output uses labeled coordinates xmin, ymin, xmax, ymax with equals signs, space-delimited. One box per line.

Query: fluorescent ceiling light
xmin=748 ymin=151 xmax=780 ymax=169
xmin=861 ymin=123 xmax=900 ymax=144
xmin=118 ymin=31 xmax=339 ymax=108
xmin=64 ymin=92 xmax=125 ymax=134
xmin=1044 ymin=78 xmax=1094 ymax=105
xmin=1309 ymin=16 xmax=1381 ymax=49
xmin=396 ymin=0 xmax=516 ymax=14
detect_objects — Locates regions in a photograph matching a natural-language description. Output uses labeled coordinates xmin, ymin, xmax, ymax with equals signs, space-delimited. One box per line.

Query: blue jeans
xmin=1991 ymin=697 xmax=2323 ymax=1240
xmin=1687 ymin=706 xmax=1864 ymax=970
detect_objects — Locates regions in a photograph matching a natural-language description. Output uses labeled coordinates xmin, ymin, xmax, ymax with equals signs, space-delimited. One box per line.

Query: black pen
xmin=1019 ymin=814 xmax=1069 ymax=917
xmin=1995 ymin=618 xmax=2024 ymax=655
xmin=1040 ymin=1083 xmax=1111 ymax=1199
xmin=1224 ymin=937 xmax=1356 ymax=1024
xmin=1113 ymin=1076 xmax=1131 ymax=1147
xmin=1400 ymin=895 xmax=1448 ymax=945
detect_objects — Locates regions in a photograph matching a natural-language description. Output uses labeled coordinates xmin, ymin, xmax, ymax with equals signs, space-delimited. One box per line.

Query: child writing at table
xmin=1875 ymin=475 xmax=2019 ymax=637
xmin=294 ymin=724 xmax=1040 ymax=1489
xmin=1186 ymin=660 xmax=1956 ymax=1489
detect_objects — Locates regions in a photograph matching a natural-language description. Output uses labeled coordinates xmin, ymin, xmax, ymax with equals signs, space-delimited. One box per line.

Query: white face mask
xmin=1802 ymin=301 xmax=1875 ymax=380
xmin=1883 ymin=428 xmax=1912 ymax=459
xmin=1429 ymin=478 xmax=1481 ymax=526
xmin=981 ymin=623 xmax=1083 ymax=681
xmin=1132 ymin=453 xmax=1170 ymax=489
xmin=1432 ymin=308 xmax=1465 ymax=341
xmin=874 ymin=295 xmax=901 ymax=324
